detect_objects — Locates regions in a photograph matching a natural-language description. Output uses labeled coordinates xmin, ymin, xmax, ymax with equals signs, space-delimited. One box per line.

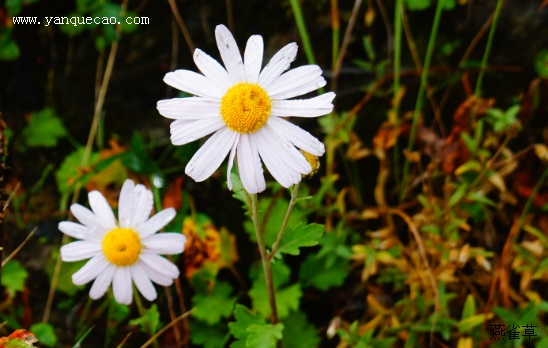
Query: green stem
xmin=399 ymin=0 xmax=444 ymax=202
xmin=268 ymin=183 xmax=300 ymax=260
xmin=474 ymin=0 xmax=504 ymax=96
xmin=288 ymin=0 xmax=316 ymax=65
xmin=392 ymin=0 xmax=403 ymax=192
xmin=244 ymin=191 xmax=279 ymax=325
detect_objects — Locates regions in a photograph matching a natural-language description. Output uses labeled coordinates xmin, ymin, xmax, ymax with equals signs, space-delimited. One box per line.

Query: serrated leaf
xmin=192 ymin=281 xmax=237 ymax=325
xmin=1 ymin=260 xmax=28 ymax=297
xmin=246 ymin=323 xmax=284 ymax=348
xmin=190 ymin=320 xmax=229 ymax=348
xmin=281 ymin=312 xmax=320 ymax=348
xmin=229 ymin=305 xmax=265 ymax=339
xmin=21 ymin=108 xmax=66 ymax=149
xmin=29 ymin=323 xmax=57 ymax=347
xmin=249 ymin=262 xmax=301 ymax=319
xmin=273 ymin=223 xmax=324 ymax=258
xmin=129 ymin=304 xmax=160 ymax=334
xmin=299 ymin=254 xmax=349 ymax=291
xmin=55 ymin=147 xmax=100 ymax=195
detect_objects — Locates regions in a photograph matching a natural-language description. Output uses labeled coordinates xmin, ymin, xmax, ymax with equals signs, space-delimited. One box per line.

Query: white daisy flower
xmin=157 ymin=24 xmax=335 ymax=194
xmin=59 ymin=179 xmax=186 ymax=305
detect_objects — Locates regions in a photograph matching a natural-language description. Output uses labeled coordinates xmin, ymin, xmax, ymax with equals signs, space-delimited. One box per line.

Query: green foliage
xmin=191 ymin=281 xmax=237 ymax=325
xmin=1 ymin=260 xmax=28 ymax=297
xmin=129 ymin=304 xmax=160 ymax=335
xmin=0 ymin=28 xmax=20 ymax=60
xmin=246 ymin=323 xmax=284 ymax=348
xmin=29 ymin=323 xmax=57 ymax=347
xmin=485 ymin=105 xmax=521 ymax=133
xmin=121 ymin=133 xmax=160 ymax=175
xmin=535 ymin=49 xmax=548 ymax=78
xmin=55 ymin=147 xmax=100 ymax=195
xmin=20 ymin=108 xmax=66 ymax=149
xmin=44 ymin=249 xmax=85 ymax=296
xmin=272 ymin=222 xmax=324 ymax=258
xmin=281 ymin=312 xmax=320 ymax=348
xmin=189 ymin=320 xmax=229 ymax=348
xmin=404 ymin=0 xmax=456 ymax=11
xmin=229 ymin=305 xmax=283 ymax=348
xmin=299 ymin=253 xmax=349 ymax=291
xmin=249 ymin=262 xmax=301 ymax=319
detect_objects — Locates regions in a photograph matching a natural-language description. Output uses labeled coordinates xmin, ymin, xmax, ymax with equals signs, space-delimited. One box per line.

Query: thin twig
xmin=332 ymin=0 xmax=362 ymax=83
xmin=140 ymin=309 xmax=194 ymax=348
xmin=2 ymin=227 xmax=36 ymax=267
xmin=268 ymin=183 xmax=300 ymax=260
xmin=167 ymin=0 xmax=195 ymax=54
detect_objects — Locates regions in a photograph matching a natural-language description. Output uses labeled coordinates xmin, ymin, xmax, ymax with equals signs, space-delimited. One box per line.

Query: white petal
xmin=254 ymin=130 xmax=299 ymax=187
xmin=72 ymin=255 xmax=109 ymax=285
xmin=237 ymin=135 xmax=266 ymax=194
xmin=164 ymin=70 xmax=224 ymax=99
xmin=266 ymin=65 xmax=323 ymax=99
xmin=267 ymin=116 xmax=325 ymax=156
xmin=263 ymin=125 xmax=312 ymax=174
xmin=185 ymin=127 xmax=238 ymax=182
xmin=113 ymin=267 xmax=133 ymax=305
xmin=170 ymin=118 xmax=225 ymax=146
xmin=258 ymin=43 xmax=298 ymax=88
xmin=226 ymin=133 xmax=239 ymax=191
xmin=88 ymin=191 xmax=117 ymax=230
xmin=157 ymin=97 xmax=220 ymax=120
xmin=215 ymin=24 xmax=245 ymax=82
xmin=140 ymin=253 xmax=180 ymax=279
xmin=131 ymin=184 xmax=154 ymax=229
xmin=143 ymin=233 xmax=186 ymax=255
xmin=244 ymin=35 xmax=264 ymax=82
xmin=118 ymin=179 xmax=135 ymax=228
xmin=89 ymin=264 xmax=115 ymax=300
xmin=271 ymin=92 xmax=335 ymax=117
xmin=70 ymin=204 xmax=101 ymax=230
xmin=139 ymin=208 xmax=176 ymax=238
xmin=130 ymin=265 xmax=157 ymax=301
xmin=61 ymin=241 xmax=101 ymax=262
xmin=193 ymin=48 xmax=233 ymax=90
xmin=58 ymin=221 xmax=89 ymax=240
xmin=140 ymin=261 xmax=174 ymax=286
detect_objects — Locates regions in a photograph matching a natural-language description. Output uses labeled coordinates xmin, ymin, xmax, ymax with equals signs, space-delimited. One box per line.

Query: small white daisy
xmin=59 ymin=179 xmax=186 ymax=305
xmin=157 ymin=24 xmax=335 ymax=194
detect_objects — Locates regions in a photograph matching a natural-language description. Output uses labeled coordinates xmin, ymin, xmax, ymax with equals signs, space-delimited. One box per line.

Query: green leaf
xmin=110 ymin=301 xmax=130 ymax=322
xmin=404 ymin=0 xmax=431 ymax=11
xmin=6 ymin=0 xmax=23 ymax=16
xmin=229 ymin=305 xmax=265 ymax=338
xmin=190 ymin=320 xmax=229 ymax=348
xmin=273 ymin=223 xmax=324 ymax=258
xmin=0 ymin=29 xmax=20 ymax=60
xmin=244 ymin=197 xmax=306 ymax=246
xmin=121 ymin=133 xmax=160 ymax=175
xmin=55 ymin=147 xmax=100 ymax=195
xmin=281 ymin=312 xmax=320 ymax=348
xmin=535 ymin=50 xmax=548 ymax=79
xmin=248 ymin=262 xmax=301 ymax=319
xmin=246 ymin=323 xmax=284 ymax=348
xmin=229 ymin=305 xmax=265 ymax=347
xmin=192 ymin=281 xmax=237 ymax=325
xmin=1 ymin=260 xmax=28 ymax=297
xmin=129 ymin=304 xmax=160 ymax=334
xmin=458 ymin=314 xmax=487 ymax=333
xmin=299 ymin=254 xmax=349 ymax=291
xmin=20 ymin=108 xmax=66 ymax=149
xmin=461 ymin=294 xmax=476 ymax=320
xmin=30 ymin=323 xmax=57 ymax=347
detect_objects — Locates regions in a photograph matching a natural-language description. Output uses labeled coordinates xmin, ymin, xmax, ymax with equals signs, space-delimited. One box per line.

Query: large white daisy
xmin=157 ymin=24 xmax=335 ymax=194
xmin=59 ymin=179 xmax=186 ymax=305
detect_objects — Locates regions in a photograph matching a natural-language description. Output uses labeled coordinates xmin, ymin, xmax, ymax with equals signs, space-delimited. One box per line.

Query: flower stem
xmin=268 ymin=183 xmax=300 ymax=260
xmin=245 ymin=191 xmax=279 ymax=324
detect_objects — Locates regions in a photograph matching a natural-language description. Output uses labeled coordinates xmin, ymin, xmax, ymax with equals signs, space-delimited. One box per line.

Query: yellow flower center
xmin=220 ymin=83 xmax=271 ymax=134
xmin=300 ymin=150 xmax=320 ymax=177
xmin=102 ymin=227 xmax=142 ymax=266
